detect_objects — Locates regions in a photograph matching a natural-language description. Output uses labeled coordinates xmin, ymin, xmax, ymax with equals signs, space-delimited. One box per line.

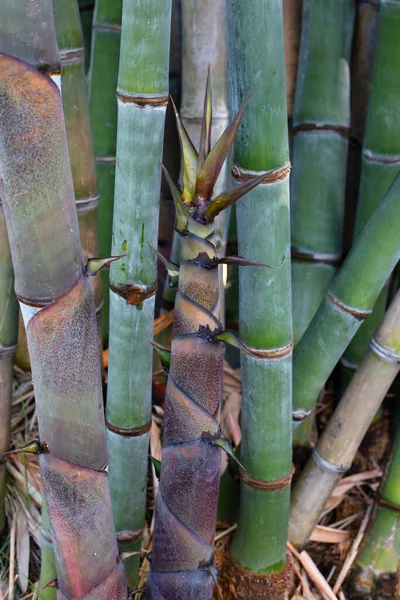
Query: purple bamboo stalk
xmin=147 ymin=75 xmax=265 ymax=600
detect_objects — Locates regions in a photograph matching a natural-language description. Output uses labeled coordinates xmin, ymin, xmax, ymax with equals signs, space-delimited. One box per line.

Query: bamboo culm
xmin=0 ymin=187 xmax=18 ymax=534
xmin=89 ymin=0 xmax=122 ymax=339
xmin=147 ymin=72 xmax=267 ymax=599
xmin=352 ymin=422 xmax=400 ymax=594
xmin=0 ymin=54 xmax=127 ymax=599
xmin=0 ymin=0 xmax=60 ymax=535
xmin=223 ymin=1 xmax=293 ymax=595
xmin=106 ymin=0 xmax=172 ymax=589
xmin=53 ymin=0 xmax=103 ymax=330
xmin=292 ymin=169 xmax=400 ymax=428
xmin=289 ymin=287 xmax=400 ymax=548
xmin=342 ymin=0 xmax=400 ymax=382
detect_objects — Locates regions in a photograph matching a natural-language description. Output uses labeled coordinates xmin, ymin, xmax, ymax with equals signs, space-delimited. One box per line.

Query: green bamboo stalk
xmin=292 ymin=170 xmax=400 ymax=428
xmin=88 ymin=0 xmax=122 ymax=339
xmin=0 ymin=54 xmax=127 ymax=599
xmin=289 ymin=287 xmax=400 ymax=548
xmin=105 ymin=0 xmax=172 ymax=589
xmin=291 ymin=0 xmax=354 ymax=345
xmin=341 ymin=0 xmax=400 ymax=382
xmin=283 ymin=0 xmax=303 ymax=119
xmin=0 ymin=184 xmax=18 ymax=534
xmin=38 ymin=503 xmax=57 ymax=600
xmin=53 ymin=0 xmax=103 ymax=326
xmin=224 ymin=0 xmax=293 ymax=594
xmin=352 ymin=423 xmax=400 ymax=595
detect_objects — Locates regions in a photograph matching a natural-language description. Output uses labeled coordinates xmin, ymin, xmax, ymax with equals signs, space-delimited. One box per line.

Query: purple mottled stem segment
xmin=148 ymin=229 xmax=223 ymax=599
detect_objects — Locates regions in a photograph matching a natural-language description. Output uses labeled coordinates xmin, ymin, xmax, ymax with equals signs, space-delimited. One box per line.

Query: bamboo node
xmin=369 ymin=337 xmax=400 ymax=364
xmin=377 ymin=495 xmax=400 ymax=513
xmin=292 ymin=122 xmax=350 ymax=137
xmin=116 ymin=89 xmax=169 ymax=107
xmin=312 ymin=449 xmax=349 ymax=474
xmin=105 ymin=418 xmax=152 ymax=437
xmin=109 ymin=281 xmax=158 ymax=305
xmin=291 ymin=248 xmax=341 ymax=266
xmin=0 ymin=343 xmax=17 ymax=358
xmin=232 ymin=162 xmax=291 ymax=184
xmin=244 ymin=339 xmax=294 ymax=360
xmin=240 ymin=464 xmax=295 ymax=491
xmin=326 ymin=290 xmax=372 ymax=320
xmin=117 ymin=528 xmax=144 ymax=543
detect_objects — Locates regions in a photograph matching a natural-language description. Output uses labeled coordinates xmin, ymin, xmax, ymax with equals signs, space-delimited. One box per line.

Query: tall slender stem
xmin=224 ymin=0 xmax=293 ymax=594
xmin=0 ymin=187 xmax=18 ymax=534
xmin=89 ymin=0 xmax=122 ymax=339
xmin=106 ymin=0 xmax=172 ymax=589
xmin=342 ymin=0 xmax=400 ymax=381
xmin=292 ymin=171 xmax=400 ymax=428
xmin=0 ymin=54 xmax=127 ymax=599
xmin=290 ymin=287 xmax=400 ymax=548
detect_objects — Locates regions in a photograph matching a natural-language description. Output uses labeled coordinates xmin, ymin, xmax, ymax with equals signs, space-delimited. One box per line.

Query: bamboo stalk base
xmin=215 ymin=550 xmax=295 ymax=599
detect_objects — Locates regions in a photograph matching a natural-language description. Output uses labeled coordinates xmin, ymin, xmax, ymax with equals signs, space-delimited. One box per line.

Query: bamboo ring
xmin=105 ymin=418 xmax=152 ymax=438
xmin=240 ymin=464 xmax=295 ymax=491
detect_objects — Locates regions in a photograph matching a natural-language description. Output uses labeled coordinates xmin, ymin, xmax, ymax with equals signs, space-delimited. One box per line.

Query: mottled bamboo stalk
xmin=53 ymin=0 xmax=102 ymax=328
xmin=342 ymin=0 xmax=400 ymax=381
xmin=148 ymin=73 xmax=266 ymax=598
xmin=292 ymin=170 xmax=400 ymax=428
xmin=0 ymin=54 xmax=127 ymax=599
xmin=352 ymin=423 xmax=400 ymax=594
xmin=289 ymin=287 xmax=400 ymax=548
xmin=0 ymin=0 xmax=59 ymax=530
xmin=106 ymin=0 xmax=171 ymax=589
xmin=0 ymin=185 xmax=18 ymax=534
xmin=224 ymin=1 xmax=294 ymax=596
xmin=89 ymin=0 xmax=122 ymax=338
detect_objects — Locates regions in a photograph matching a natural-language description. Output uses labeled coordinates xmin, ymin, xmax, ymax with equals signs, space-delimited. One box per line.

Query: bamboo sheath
xmin=354 ymin=424 xmax=400 ymax=589
xmin=226 ymin=0 xmax=293 ymax=584
xmin=0 ymin=55 xmax=127 ymax=599
xmin=289 ymin=287 xmax=400 ymax=548
xmin=89 ymin=0 xmax=122 ymax=338
xmin=106 ymin=0 xmax=171 ymax=589
xmin=0 ymin=0 xmax=59 ymax=533
xmin=342 ymin=0 xmax=400 ymax=377
xmin=292 ymin=171 xmax=400 ymax=426
xmin=0 ymin=191 xmax=18 ymax=533
xmin=291 ymin=0 xmax=354 ymax=345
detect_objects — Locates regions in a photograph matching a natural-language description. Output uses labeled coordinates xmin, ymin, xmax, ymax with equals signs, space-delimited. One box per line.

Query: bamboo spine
xmin=292 ymin=171 xmax=400 ymax=428
xmin=224 ymin=0 xmax=293 ymax=593
xmin=106 ymin=0 xmax=171 ymax=589
xmin=89 ymin=0 xmax=122 ymax=338
xmin=353 ymin=423 xmax=400 ymax=594
xmin=0 ymin=187 xmax=18 ymax=534
xmin=289 ymin=287 xmax=400 ymax=548
xmin=342 ymin=0 xmax=400 ymax=380
xmin=0 ymin=54 xmax=127 ymax=599
xmin=291 ymin=0 xmax=354 ymax=345
xmin=53 ymin=0 xmax=103 ymax=324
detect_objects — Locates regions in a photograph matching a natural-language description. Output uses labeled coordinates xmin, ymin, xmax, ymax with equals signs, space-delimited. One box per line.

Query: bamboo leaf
xmin=84 ymin=255 xmax=126 ymax=276
xmin=151 ymin=342 xmax=171 ymax=372
xmin=161 ymin=163 xmax=190 ymax=235
xmin=150 ymin=455 xmax=161 ymax=480
xmin=171 ymin=96 xmax=198 ymax=203
xmin=148 ymin=243 xmax=180 ymax=284
xmin=197 ymin=66 xmax=212 ymax=175
xmin=203 ymin=172 xmax=266 ymax=221
xmin=196 ymin=89 xmax=254 ymax=201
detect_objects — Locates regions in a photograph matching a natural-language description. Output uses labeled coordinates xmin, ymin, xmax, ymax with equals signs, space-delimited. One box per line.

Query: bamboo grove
xmin=0 ymin=1 xmax=399 ymax=599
